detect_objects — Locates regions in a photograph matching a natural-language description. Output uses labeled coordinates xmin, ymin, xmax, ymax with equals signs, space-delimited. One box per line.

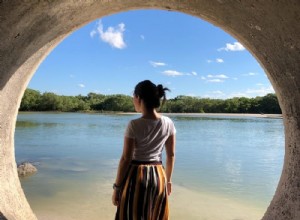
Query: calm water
xmin=15 ymin=112 xmax=284 ymax=219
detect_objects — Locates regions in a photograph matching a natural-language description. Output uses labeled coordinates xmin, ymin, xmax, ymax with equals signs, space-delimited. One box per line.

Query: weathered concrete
xmin=0 ymin=0 xmax=299 ymax=219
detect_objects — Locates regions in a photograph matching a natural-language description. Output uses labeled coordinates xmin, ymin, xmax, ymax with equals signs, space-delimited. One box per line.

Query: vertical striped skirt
xmin=115 ymin=161 xmax=169 ymax=220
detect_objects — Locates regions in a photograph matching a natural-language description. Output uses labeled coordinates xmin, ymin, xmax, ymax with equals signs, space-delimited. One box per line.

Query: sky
xmin=28 ymin=9 xmax=274 ymax=99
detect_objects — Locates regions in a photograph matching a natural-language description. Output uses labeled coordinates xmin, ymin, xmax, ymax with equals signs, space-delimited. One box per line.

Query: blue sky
xmin=29 ymin=10 xmax=274 ymax=99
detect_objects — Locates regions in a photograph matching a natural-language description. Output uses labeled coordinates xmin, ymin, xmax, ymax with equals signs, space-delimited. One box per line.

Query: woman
xmin=112 ymin=80 xmax=176 ymax=220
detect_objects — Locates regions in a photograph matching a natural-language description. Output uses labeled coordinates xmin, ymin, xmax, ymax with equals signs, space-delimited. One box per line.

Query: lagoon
xmin=15 ymin=112 xmax=284 ymax=219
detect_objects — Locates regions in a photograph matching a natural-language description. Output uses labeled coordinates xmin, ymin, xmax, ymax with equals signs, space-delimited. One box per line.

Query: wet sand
xmin=35 ymin=183 xmax=265 ymax=220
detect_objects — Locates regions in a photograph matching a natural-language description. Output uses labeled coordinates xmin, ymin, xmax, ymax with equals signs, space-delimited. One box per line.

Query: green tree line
xmin=19 ymin=88 xmax=282 ymax=114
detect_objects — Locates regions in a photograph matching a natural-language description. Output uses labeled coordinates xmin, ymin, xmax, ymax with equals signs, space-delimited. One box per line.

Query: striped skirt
xmin=115 ymin=161 xmax=169 ymax=220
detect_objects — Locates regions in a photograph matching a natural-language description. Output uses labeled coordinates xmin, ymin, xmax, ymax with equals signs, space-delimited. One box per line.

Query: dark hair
xmin=133 ymin=80 xmax=170 ymax=109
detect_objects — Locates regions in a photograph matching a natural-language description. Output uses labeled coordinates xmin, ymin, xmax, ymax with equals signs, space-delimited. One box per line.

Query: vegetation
xmin=19 ymin=88 xmax=282 ymax=114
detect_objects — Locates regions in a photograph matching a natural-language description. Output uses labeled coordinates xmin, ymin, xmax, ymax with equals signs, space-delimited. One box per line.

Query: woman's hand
xmin=167 ymin=182 xmax=172 ymax=196
xmin=112 ymin=189 xmax=120 ymax=206
xmin=113 ymin=136 xmax=134 ymax=207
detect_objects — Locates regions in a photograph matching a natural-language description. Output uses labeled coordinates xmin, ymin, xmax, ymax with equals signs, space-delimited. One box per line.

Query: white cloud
xmin=216 ymin=74 xmax=228 ymax=79
xmin=200 ymin=76 xmax=206 ymax=80
xmin=186 ymin=72 xmax=198 ymax=76
xmin=204 ymin=84 xmax=275 ymax=99
xmin=249 ymin=72 xmax=258 ymax=76
xmin=161 ymin=70 xmax=197 ymax=77
xmin=78 ymin=84 xmax=85 ymax=88
xmin=246 ymin=86 xmax=275 ymax=96
xmin=228 ymin=85 xmax=275 ymax=98
xmin=206 ymin=58 xmax=224 ymax=63
xmin=243 ymin=72 xmax=258 ymax=76
xmin=162 ymin=70 xmax=184 ymax=76
xmin=207 ymin=74 xmax=228 ymax=79
xmin=218 ymin=42 xmax=245 ymax=51
xmin=90 ymin=20 xmax=126 ymax=49
xmin=204 ymin=74 xmax=228 ymax=83
xmin=207 ymin=79 xmax=223 ymax=83
xmin=149 ymin=61 xmax=166 ymax=67
xmin=90 ymin=30 xmax=97 ymax=38
xmin=232 ymin=77 xmax=238 ymax=80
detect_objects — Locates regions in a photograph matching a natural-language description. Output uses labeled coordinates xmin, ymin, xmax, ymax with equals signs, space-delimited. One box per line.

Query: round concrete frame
xmin=0 ymin=1 xmax=299 ymax=219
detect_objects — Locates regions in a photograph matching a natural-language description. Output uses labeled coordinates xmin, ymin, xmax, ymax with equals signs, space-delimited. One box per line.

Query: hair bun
xmin=157 ymin=84 xmax=165 ymax=98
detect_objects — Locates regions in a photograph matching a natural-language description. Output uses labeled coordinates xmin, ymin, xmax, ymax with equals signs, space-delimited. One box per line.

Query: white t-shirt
xmin=124 ymin=115 xmax=176 ymax=161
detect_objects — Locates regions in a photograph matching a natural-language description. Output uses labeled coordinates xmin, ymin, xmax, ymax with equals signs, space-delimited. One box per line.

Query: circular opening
xmin=15 ymin=9 xmax=284 ymax=220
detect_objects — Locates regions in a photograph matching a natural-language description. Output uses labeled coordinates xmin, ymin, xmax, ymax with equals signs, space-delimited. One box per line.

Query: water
xmin=15 ymin=112 xmax=284 ymax=219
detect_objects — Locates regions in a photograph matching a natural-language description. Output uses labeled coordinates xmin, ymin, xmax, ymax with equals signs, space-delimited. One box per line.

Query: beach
xmin=35 ymin=183 xmax=265 ymax=220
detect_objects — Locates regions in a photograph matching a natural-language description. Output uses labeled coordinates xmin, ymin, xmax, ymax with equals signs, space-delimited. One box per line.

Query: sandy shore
xmin=169 ymin=185 xmax=265 ymax=220
xmin=35 ymin=184 xmax=265 ymax=220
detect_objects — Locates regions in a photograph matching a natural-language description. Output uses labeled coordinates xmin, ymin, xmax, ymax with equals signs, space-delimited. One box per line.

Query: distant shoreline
xmin=18 ymin=111 xmax=283 ymax=119
xmin=118 ymin=112 xmax=283 ymax=119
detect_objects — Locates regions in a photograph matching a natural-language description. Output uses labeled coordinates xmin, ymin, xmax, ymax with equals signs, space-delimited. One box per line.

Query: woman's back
xmin=112 ymin=80 xmax=176 ymax=220
xmin=125 ymin=116 xmax=176 ymax=162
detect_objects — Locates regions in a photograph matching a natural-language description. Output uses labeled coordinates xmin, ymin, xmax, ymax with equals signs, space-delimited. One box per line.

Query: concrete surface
xmin=0 ymin=1 xmax=299 ymax=219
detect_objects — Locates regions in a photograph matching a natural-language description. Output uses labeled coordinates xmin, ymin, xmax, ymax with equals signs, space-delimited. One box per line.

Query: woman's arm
xmin=112 ymin=136 xmax=134 ymax=206
xmin=165 ymin=134 xmax=176 ymax=196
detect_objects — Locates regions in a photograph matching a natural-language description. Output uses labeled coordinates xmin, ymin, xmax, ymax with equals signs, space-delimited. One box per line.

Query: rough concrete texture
xmin=0 ymin=0 xmax=299 ymax=219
